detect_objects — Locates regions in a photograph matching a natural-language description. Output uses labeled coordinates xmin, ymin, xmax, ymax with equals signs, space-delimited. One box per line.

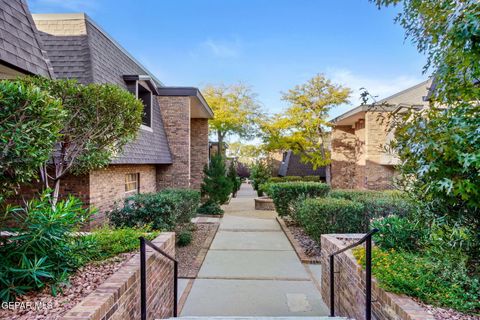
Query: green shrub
xmin=0 ymin=193 xmax=93 ymax=301
xmin=201 ymin=155 xmax=232 ymax=205
xmin=267 ymin=182 xmax=330 ymax=217
xmin=227 ymin=161 xmax=242 ymax=196
xmin=0 ymin=80 xmax=65 ymax=197
xmin=296 ymin=197 xmax=365 ymax=241
xmin=267 ymin=175 xmax=321 ymax=184
xmin=354 ymin=247 xmax=480 ymax=314
xmin=302 ymin=175 xmax=321 ymax=182
xmin=80 ymin=226 xmax=158 ymax=262
xmin=329 ymin=189 xmax=415 ymax=222
xmin=177 ymin=230 xmax=193 ymax=247
xmin=196 ymin=201 xmax=224 ymax=215
xmin=371 ymin=215 xmax=427 ymax=251
xmin=108 ymin=189 xmax=200 ymax=230
xmin=250 ymin=161 xmax=272 ymax=196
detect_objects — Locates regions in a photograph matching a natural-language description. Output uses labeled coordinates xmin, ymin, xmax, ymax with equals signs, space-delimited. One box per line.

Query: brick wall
xmin=190 ymin=118 xmax=208 ymax=190
xmin=331 ymin=125 xmax=364 ymax=189
xmin=331 ymin=112 xmax=397 ymax=190
xmin=62 ymin=232 xmax=176 ymax=320
xmin=321 ymin=234 xmax=434 ymax=320
xmin=89 ymin=164 xmax=156 ymax=225
xmin=157 ymin=96 xmax=191 ymax=189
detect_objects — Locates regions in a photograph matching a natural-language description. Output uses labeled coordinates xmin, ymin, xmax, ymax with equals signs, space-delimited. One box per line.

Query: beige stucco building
xmin=330 ymin=80 xmax=432 ymax=190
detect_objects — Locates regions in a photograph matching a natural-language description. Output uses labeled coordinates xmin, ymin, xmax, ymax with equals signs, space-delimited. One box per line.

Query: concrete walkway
xmin=181 ymin=184 xmax=329 ymax=317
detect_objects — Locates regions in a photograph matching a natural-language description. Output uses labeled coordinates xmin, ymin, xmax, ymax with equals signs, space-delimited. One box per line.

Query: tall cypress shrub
xmin=200 ymin=155 xmax=232 ymax=207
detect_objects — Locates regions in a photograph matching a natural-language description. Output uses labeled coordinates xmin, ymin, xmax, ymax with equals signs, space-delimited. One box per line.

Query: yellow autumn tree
xmin=261 ymin=74 xmax=351 ymax=183
xmin=203 ymin=84 xmax=263 ymax=156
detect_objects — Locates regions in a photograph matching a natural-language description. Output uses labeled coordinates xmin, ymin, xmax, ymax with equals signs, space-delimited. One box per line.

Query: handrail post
xmin=174 ymin=260 xmax=178 ymax=317
xmin=329 ymin=255 xmax=335 ymax=317
xmin=140 ymin=237 xmax=147 ymax=320
xmin=365 ymin=233 xmax=372 ymax=320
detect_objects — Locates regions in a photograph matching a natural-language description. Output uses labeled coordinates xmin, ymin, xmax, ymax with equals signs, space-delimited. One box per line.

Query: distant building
xmin=330 ymin=80 xmax=432 ymax=190
xmin=277 ymin=151 xmax=326 ymax=181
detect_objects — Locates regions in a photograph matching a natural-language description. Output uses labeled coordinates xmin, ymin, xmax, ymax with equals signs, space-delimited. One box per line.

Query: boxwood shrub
xmin=328 ymin=189 xmax=415 ymax=221
xmin=108 ymin=189 xmax=200 ymax=230
xmin=296 ymin=197 xmax=365 ymax=241
xmin=266 ymin=182 xmax=330 ymax=217
xmin=267 ymin=175 xmax=321 ymax=183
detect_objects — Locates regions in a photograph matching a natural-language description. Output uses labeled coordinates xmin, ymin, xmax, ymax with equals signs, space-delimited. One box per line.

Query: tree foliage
xmin=0 ymin=80 xmax=64 ymax=197
xmin=261 ymin=74 xmax=351 ymax=170
xmin=21 ymin=77 xmax=143 ymax=204
xmin=203 ymin=84 xmax=263 ymax=155
xmin=227 ymin=141 xmax=263 ymax=164
xmin=372 ymin=0 xmax=480 ymax=258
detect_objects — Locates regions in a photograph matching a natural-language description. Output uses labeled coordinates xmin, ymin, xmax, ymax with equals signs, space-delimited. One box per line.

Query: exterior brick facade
xmin=62 ymin=232 xmax=176 ymax=320
xmin=190 ymin=118 xmax=209 ymax=190
xmin=156 ymin=96 xmax=191 ymax=189
xmin=321 ymin=234 xmax=434 ymax=320
xmin=89 ymin=164 xmax=157 ymax=224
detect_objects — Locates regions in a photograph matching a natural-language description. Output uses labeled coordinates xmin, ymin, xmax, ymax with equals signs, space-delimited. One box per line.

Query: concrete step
xmin=166 ymin=317 xmax=351 ymax=320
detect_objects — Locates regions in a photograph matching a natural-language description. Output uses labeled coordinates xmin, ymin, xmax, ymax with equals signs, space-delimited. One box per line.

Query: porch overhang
xmin=157 ymin=87 xmax=214 ymax=119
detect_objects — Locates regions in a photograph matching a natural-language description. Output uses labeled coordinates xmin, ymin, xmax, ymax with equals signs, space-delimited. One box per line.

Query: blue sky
xmin=29 ymin=0 xmax=428 ymax=123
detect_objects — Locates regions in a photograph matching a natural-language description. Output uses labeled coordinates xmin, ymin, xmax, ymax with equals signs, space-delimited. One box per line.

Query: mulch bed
xmin=416 ymin=300 xmax=480 ymax=320
xmin=0 ymin=252 xmax=135 ymax=320
xmin=283 ymin=217 xmax=321 ymax=259
xmin=176 ymin=223 xmax=218 ymax=278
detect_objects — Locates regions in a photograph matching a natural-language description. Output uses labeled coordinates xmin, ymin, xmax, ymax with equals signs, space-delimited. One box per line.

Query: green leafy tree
xmin=371 ymin=0 xmax=480 ymax=258
xmin=250 ymin=160 xmax=272 ymax=197
xmin=0 ymin=80 xmax=64 ymax=198
xmin=261 ymin=74 xmax=351 ymax=183
xmin=203 ymin=84 xmax=263 ymax=156
xmin=22 ymin=77 xmax=143 ymax=205
xmin=201 ymin=155 xmax=233 ymax=206
xmin=227 ymin=141 xmax=263 ymax=164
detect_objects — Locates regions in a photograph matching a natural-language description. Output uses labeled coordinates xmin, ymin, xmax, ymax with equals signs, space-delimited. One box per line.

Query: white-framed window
xmin=137 ymin=82 xmax=152 ymax=129
xmin=125 ymin=173 xmax=140 ymax=196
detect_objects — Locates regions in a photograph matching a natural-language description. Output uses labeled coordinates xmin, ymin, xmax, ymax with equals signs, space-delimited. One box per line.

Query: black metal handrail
xmin=329 ymin=228 xmax=379 ymax=320
xmin=140 ymin=237 xmax=178 ymax=320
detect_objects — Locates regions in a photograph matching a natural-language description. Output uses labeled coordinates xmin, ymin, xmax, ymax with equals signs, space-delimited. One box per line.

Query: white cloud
xmin=327 ymin=68 xmax=425 ymax=106
xmin=28 ymin=0 xmax=98 ymax=12
xmin=326 ymin=68 xmax=426 ymax=119
xmin=201 ymin=38 xmax=242 ymax=58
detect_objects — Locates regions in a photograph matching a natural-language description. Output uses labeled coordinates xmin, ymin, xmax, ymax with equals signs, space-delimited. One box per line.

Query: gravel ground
xmin=284 ymin=218 xmax=321 ymax=258
xmin=176 ymin=223 xmax=217 ymax=278
xmin=0 ymin=252 xmax=135 ymax=320
xmin=416 ymin=300 xmax=480 ymax=320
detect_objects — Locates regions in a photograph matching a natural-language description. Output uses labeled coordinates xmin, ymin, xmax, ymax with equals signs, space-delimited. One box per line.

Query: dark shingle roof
xmin=0 ymin=0 xmax=53 ymax=77
xmin=32 ymin=13 xmax=172 ymax=164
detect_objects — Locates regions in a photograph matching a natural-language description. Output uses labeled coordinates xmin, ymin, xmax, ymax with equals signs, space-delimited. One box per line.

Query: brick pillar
xmin=156 ymin=96 xmax=191 ymax=189
xmin=190 ymin=118 xmax=209 ymax=190
xmin=331 ymin=125 xmax=360 ymax=189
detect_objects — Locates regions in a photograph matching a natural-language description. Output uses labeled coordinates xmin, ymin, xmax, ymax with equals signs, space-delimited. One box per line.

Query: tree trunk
xmin=52 ymin=179 xmax=61 ymax=207
xmin=325 ymin=165 xmax=331 ymax=186
xmin=217 ymin=131 xmax=224 ymax=158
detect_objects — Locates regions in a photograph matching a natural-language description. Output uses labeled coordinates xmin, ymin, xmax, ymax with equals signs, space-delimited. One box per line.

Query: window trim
xmin=137 ymin=82 xmax=153 ymax=130
xmin=125 ymin=173 xmax=140 ymax=196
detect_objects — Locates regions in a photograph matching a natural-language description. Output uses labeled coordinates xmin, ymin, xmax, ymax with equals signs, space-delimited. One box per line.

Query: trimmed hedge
xmin=328 ymin=189 xmax=415 ymax=220
xmin=266 ymin=182 xmax=330 ymax=217
xmin=108 ymin=189 xmax=200 ymax=230
xmin=268 ymin=175 xmax=321 ymax=183
xmin=296 ymin=197 xmax=365 ymax=241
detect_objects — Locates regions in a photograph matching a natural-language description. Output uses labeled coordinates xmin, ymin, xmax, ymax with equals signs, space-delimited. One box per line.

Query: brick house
xmin=278 ymin=151 xmax=326 ymax=180
xmin=0 ymin=2 xmax=213 ymax=224
xmin=330 ymin=80 xmax=431 ymax=190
